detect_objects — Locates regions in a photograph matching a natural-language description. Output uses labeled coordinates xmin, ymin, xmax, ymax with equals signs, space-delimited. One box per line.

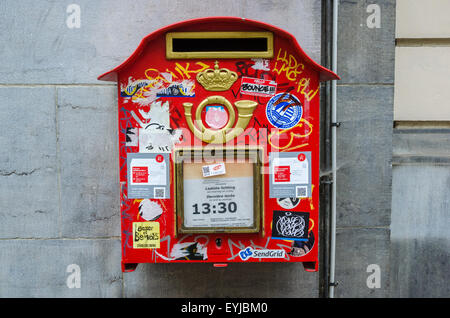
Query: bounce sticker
xmin=240 ymin=77 xmax=277 ymax=97
xmin=266 ymin=92 xmax=303 ymax=129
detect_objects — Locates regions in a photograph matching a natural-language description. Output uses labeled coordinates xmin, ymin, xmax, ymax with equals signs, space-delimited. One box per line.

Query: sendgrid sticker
xmin=239 ymin=247 xmax=285 ymax=261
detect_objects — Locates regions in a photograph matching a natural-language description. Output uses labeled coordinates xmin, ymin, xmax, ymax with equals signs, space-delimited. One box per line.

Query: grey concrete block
xmin=243 ymin=0 xmax=322 ymax=62
xmin=124 ymin=262 xmax=318 ymax=297
xmin=337 ymin=0 xmax=395 ymax=84
xmin=57 ymin=86 xmax=120 ymax=237
xmin=393 ymin=129 xmax=450 ymax=159
xmin=391 ymin=165 xmax=450 ymax=297
xmin=0 ymin=86 xmax=57 ymax=173
xmin=0 ymin=170 xmax=59 ymax=239
xmin=336 ymin=85 xmax=393 ymax=227
xmin=0 ymin=239 xmax=122 ymax=297
xmin=0 ymin=86 xmax=59 ymax=238
xmin=334 ymin=228 xmax=390 ymax=297
xmin=0 ymin=0 xmax=321 ymax=84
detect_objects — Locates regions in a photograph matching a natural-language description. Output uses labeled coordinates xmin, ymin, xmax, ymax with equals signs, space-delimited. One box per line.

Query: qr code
xmin=296 ymin=186 xmax=308 ymax=198
xmin=153 ymin=187 xmax=165 ymax=198
xmin=202 ymin=166 xmax=210 ymax=177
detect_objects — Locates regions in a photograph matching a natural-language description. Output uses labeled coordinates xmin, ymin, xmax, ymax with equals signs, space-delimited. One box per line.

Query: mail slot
xmin=98 ymin=17 xmax=338 ymax=272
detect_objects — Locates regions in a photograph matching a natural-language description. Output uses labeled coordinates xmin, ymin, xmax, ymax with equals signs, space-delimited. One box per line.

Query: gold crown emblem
xmin=196 ymin=61 xmax=238 ymax=91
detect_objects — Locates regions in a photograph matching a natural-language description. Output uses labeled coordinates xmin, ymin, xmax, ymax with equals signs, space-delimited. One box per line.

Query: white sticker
xmin=138 ymin=199 xmax=163 ymax=221
xmin=139 ymin=128 xmax=181 ymax=153
xmin=134 ymin=100 xmax=182 ymax=153
xmin=269 ymin=152 xmax=311 ymax=199
xmin=202 ymin=163 xmax=226 ymax=178
xmin=127 ymin=153 xmax=170 ymax=199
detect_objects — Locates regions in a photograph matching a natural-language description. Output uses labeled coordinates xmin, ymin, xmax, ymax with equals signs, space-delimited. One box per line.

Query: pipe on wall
xmin=329 ymin=0 xmax=339 ymax=298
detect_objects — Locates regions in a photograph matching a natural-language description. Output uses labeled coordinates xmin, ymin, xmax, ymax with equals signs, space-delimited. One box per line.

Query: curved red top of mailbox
xmin=98 ymin=17 xmax=339 ymax=82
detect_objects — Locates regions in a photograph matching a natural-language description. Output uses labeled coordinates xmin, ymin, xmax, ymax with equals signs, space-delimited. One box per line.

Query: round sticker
xmin=276 ymin=197 xmax=301 ymax=209
xmin=266 ymin=93 xmax=303 ymax=129
xmin=155 ymin=155 xmax=164 ymax=163
xmin=298 ymin=154 xmax=306 ymax=161
xmin=205 ymin=105 xmax=228 ymax=129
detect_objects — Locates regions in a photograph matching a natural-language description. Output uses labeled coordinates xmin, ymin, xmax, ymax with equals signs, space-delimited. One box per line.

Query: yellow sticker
xmin=133 ymin=222 xmax=160 ymax=249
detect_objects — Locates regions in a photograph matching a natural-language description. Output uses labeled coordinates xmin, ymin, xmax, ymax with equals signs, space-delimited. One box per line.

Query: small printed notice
xmin=269 ymin=152 xmax=311 ymax=198
xmin=127 ymin=153 xmax=170 ymax=199
xmin=133 ymin=222 xmax=160 ymax=249
xmin=202 ymin=162 xmax=226 ymax=178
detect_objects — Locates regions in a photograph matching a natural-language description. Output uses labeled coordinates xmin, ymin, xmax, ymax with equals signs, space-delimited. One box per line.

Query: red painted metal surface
xmin=98 ymin=17 xmax=338 ymax=272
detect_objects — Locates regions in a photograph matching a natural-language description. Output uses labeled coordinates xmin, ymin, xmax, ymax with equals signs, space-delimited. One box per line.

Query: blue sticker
xmin=239 ymin=247 xmax=254 ymax=261
xmin=266 ymin=92 xmax=303 ymax=129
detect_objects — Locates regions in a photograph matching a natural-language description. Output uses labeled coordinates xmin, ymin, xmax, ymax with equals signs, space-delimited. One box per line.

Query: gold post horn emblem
xmin=183 ymin=96 xmax=257 ymax=144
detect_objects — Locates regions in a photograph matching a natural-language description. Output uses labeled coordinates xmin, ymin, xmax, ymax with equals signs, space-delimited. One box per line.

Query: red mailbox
xmin=98 ymin=17 xmax=338 ymax=272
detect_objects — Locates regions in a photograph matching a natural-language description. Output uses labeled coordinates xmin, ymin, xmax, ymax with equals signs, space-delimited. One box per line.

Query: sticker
xmin=133 ymin=222 xmax=160 ymax=249
xmin=240 ymin=77 xmax=277 ymax=97
xmin=289 ymin=231 xmax=315 ymax=257
xmin=239 ymin=247 xmax=285 ymax=261
xmin=205 ymin=105 xmax=228 ymax=129
xmin=170 ymin=242 xmax=208 ymax=260
xmin=127 ymin=153 xmax=170 ymax=199
xmin=139 ymin=128 xmax=182 ymax=153
xmin=271 ymin=211 xmax=309 ymax=241
xmin=251 ymin=58 xmax=270 ymax=71
xmin=202 ymin=162 xmax=226 ymax=178
xmin=120 ymin=79 xmax=152 ymax=97
xmin=276 ymin=197 xmax=301 ymax=209
xmin=266 ymin=92 xmax=303 ymax=129
xmin=136 ymin=101 xmax=182 ymax=153
xmin=121 ymin=76 xmax=196 ymax=105
xmin=156 ymin=81 xmax=195 ymax=97
xmin=269 ymin=152 xmax=311 ymax=198
xmin=131 ymin=100 xmax=170 ymax=128
xmin=126 ymin=127 xmax=138 ymax=147
xmin=138 ymin=199 xmax=163 ymax=221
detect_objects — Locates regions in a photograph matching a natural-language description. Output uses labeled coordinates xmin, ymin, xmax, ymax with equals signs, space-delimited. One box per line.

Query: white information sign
xmin=269 ymin=152 xmax=311 ymax=198
xmin=183 ymin=162 xmax=254 ymax=229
